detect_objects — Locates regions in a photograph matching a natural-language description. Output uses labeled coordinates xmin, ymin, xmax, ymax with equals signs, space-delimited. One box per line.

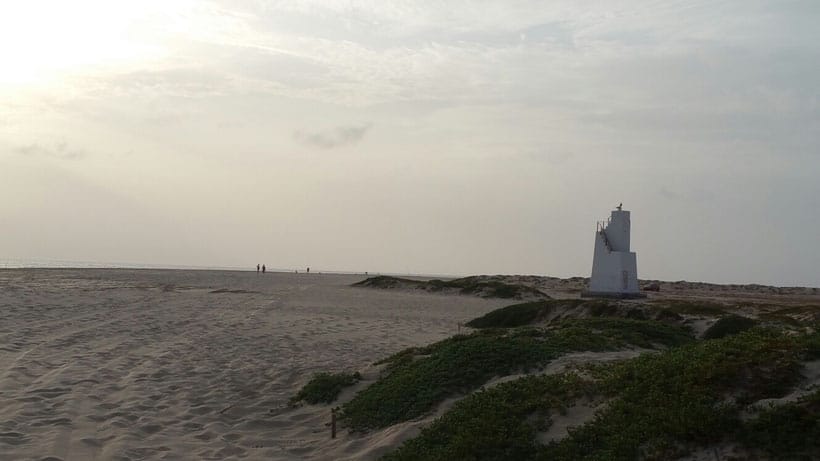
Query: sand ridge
xmin=0 ymin=269 xmax=508 ymax=461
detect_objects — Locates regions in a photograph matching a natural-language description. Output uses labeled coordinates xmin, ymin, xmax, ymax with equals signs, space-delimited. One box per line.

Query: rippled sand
xmin=0 ymin=269 xmax=506 ymax=460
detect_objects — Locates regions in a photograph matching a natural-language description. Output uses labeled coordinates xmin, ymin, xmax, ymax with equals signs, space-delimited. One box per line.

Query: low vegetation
xmin=702 ymin=314 xmax=758 ymax=339
xmin=759 ymin=305 xmax=820 ymax=326
xmin=464 ymin=300 xmax=559 ymax=328
xmin=651 ymin=299 xmax=728 ymax=317
xmin=465 ymin=299 xmax=687 ymax=329
xmin=340 ymin=319 xmax=692 ymax=431
xmin=352 ymin=275 xmax=550 ymax=300
xmin=739 ymin=389 xmax=820 ymax=460
xmin=382 ymin=373 xmax=593 ymax=461
xmin=290 ymin=371 xmax=362 ymax=405
xmin=383 ymin=328 xmax=819 ymax=461
xmin=542 ymin=328 xmax=803 ymax=460
xmin=290 ymin=289 xmax=820 ymax=460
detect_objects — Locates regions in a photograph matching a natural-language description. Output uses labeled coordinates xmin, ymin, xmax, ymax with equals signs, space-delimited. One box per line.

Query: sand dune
xmin=0 ymin=269 xmax=507 ymax=461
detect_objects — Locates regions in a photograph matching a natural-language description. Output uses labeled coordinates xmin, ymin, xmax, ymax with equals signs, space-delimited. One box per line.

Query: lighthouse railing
xmin=599 ymin=229 xmax=612 ymax=252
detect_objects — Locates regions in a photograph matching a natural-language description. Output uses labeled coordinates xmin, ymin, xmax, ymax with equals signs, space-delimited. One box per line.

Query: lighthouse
xmin=583 ymin=204 xmax=644 ymax=298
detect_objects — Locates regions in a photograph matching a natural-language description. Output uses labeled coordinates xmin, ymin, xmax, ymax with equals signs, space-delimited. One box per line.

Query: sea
xmin=0 ymin=258 xmax=253 ymax=271
xmin=0 ymin=258 xmax=453 ymax=278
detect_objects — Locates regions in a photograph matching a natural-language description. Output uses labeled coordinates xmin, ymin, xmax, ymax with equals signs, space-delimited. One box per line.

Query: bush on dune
xmin=702 ymin=314 xmax=758 ymax=339
xmin=341 ymin=319 xmax=692 ymax=431
xmin=739 ymin=389 xmax=820 ymax=460
xmin=353 ymin=275 xmax=550 ymax=300
xmin=465 ymin=299 xmax=692 ymax=329
xmin=465 ymin=301 xmax=557 ymax=328
xmin=542 ymin=328 xmax=803 ymax=460
xmin=382 ymin=373 xmax=593 ymax=461
xmin=290 ymin=371 xmax=362 ymax=405
xmin=383 ymin=328 xmax=817 ymax=461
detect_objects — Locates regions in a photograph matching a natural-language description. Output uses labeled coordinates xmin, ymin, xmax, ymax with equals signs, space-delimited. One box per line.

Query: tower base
xmin=580 ymin=290 xmax=647 ymax=299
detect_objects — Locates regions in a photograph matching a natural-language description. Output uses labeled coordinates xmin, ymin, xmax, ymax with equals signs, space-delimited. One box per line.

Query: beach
xmin=0 ymin=269 xmax=507 ymax=460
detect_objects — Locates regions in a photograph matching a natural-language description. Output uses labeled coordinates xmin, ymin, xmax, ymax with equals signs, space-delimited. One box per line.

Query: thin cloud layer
xmin=294 ymin=124 xmax=372 ymax=149
xmin=15 ymin=142 xmax=85 ymax=160
xmin=0 ymin=1 xmax=818 ymax=286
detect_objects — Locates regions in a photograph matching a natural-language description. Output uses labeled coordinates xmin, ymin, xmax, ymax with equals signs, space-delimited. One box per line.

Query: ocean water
xmin=0 ymin=258 xmax=459 ymax=280
xmin=0 ymin=258 xmax=250 ymax=271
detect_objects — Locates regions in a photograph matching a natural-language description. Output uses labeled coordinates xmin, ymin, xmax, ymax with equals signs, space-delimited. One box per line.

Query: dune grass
xmin=759 ymin=305 xmax=820 ymax=327
xmin=382 ymin=373 xmax=593 ymax=461
xmin=464 ymin=299 xmax=698 ymax=330
xmin=739 ymin=389 xmax=820 ymax=460
xmin=340 ymin=319 xmax=692 ymax=431
xmin=290 ymin=371 xmax=362 ymax=405
xmin=383 ymin=328 xmax=820 ymax=461
xmin=654 ymin=299 xmax=728 ymax=317
xmin=464 ymin=299 xmax=628 ymax=329
xmin=464 ymin=300 xmax=558 ymax=328
xmin=353 ymin=275 xmax=549 ymax=299
xmin=382 ymin=328 xmax=819 ymax=461
xmin=441 ymin=276 xmax=548 ymax=299
xmin=702 ymin=314 xmax=758 ymax=339
xmin=542 ymin=328 xmax=803 ymax=460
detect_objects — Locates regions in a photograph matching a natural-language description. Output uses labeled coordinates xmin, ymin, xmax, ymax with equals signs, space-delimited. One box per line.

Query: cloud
xmin=294 ymin=124 xmax=372 ymax=149
xmin=659 ymin=187 xmax=681 ymax=200
xmin=14 ymin=142 xmax=85 ymax=160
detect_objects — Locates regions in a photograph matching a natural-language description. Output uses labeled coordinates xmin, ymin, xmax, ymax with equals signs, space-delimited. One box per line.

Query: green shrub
xmin=466 ymin=299 xmax=631 ymax=329
xmin=443 ymin=277 xmax=549 ymax=299
xmin=383 ymin=373 xmax=592 ymax=461
xmin=655 ymin=300 xmax=728 ymax=317
xmin=353 ymin=276 xmax=423 ymax=288
xmin=343 ymin=330 xmax=561 ymax=431
xmin=380 ymin=328 xmax=809 ymax=461
xmin=290 ymin=371 xmax=362 ymax=405
xmin=739 ymin=389 xmax=820 ymax=460
xmin=343 ymin=319 xmax=692 ymax=431
xmin=586 ymin=300 xmax=621 ymax=317
xmin=465 ymin=301 xmax=555 ymax=328
xmin=353 ymin=275 xmax=550 ymax=299
xmin=801 ymin=330 xmax=820 ymax=359
xmin=703 ymin=314 xmax=758 ymax=339
xmin=540 ymin=329 xmax=803 ymax=460
xmin=558 ymin=318 xmax=693 ymax=349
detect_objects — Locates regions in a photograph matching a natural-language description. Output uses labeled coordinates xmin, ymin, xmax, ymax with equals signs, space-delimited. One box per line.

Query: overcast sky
xmin=1 ymin=1 xmax=818 ymax=286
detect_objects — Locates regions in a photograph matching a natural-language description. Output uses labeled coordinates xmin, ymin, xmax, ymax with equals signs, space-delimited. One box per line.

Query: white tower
xmin=583 ymin=205 xmax=643 ymax=298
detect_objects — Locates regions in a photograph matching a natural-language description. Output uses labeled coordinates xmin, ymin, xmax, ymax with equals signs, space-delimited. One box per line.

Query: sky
xmin=0 ymin=1 xmax=818 ymax=286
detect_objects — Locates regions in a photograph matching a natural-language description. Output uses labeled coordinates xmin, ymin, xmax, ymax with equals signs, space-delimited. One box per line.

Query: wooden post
xmin=331 ymin=409 xmax=337 ymax=439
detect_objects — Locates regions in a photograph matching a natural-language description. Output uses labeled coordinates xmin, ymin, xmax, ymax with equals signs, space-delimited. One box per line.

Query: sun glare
xmin=0 ymin=1 xmax=173 ymax=86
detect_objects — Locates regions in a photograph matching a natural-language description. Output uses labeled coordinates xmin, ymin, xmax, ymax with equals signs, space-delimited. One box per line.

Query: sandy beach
xmin=0 ymin=269 xmax=508 ymax=461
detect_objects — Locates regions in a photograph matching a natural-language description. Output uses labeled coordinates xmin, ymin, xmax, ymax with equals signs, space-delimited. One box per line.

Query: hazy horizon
xmin=3 ymin=257 xmax=820 ymax=289
xmin=1 ymin=1 xmax=818 ymax=287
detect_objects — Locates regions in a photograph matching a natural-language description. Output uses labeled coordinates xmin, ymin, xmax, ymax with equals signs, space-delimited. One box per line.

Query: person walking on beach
xmin=257 ymin=264 xmax=260 ymax=274
xmin=262 ymin=264 xmax=266 ymax=274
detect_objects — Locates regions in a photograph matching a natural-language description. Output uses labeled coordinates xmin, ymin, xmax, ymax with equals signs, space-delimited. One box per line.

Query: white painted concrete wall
xmin=605 ymin=210 xmax=631 ymax=252
xmin=588 ymin=209 xmax=639 ymax=294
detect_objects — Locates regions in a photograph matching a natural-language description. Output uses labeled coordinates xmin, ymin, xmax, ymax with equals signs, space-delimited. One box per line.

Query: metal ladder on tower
xmin=597 ymin=220 xmax=613 ymax=252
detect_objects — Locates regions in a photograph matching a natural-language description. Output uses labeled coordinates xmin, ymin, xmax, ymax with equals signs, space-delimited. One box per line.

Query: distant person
xmin=262 ymin=264 xmax=266 ymax=274
xmin=257 ymin=264 xmax=260 ymax=274
xmin=306 ymin=267 xmax=310 ymax=273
